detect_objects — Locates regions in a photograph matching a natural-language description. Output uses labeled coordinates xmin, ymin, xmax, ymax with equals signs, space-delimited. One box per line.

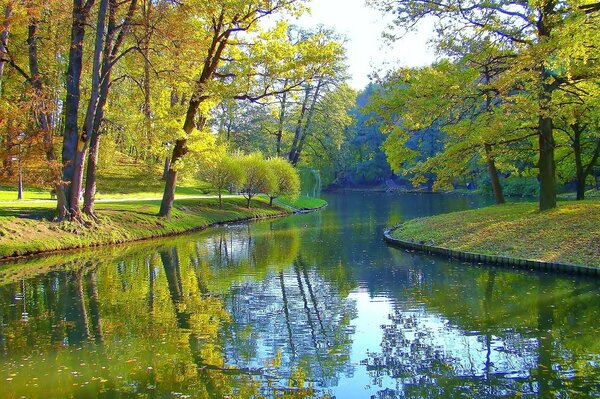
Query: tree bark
xmin=162 ymin=157 xmax=170 ymax=180
xmin=570 ymin=123 xmax=600 ymax=201
xmin=536 ymin=8 xmax=557 ymax=211
xmin=141 ymin=0 xmax=152 ymax=159
xmin=484 ymin=144 xmax=505 ymax=204
xmin=275 ymin=83 xmax=288 ymax=156
xmin=69 ymin=0 xmax=109 ymax=219
xmin=0 ymin=0 xmax=13 ymax=98
xmin=158 ymin=19 xmax=232 ymax=217
xmin=27 ymin=9 xmax=63 ymax=214
xmin=538 ymin=110 xmax=556 ymax=210
xmin=288 ymin=85 xmax=311 ymax=164
xmin=159 ymin=138 xmax=188 ymax=217
xmin=58 ymin=0 xmax=95 ymax=219
xmin=83 ymin=0 xmax=137 ymax=217
xmin=292 ymin=78 xmax=322 ymax=166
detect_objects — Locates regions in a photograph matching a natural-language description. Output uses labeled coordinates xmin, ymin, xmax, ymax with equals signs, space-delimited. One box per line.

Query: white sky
xmin=295 ymin=0 xmax=437 ymax=90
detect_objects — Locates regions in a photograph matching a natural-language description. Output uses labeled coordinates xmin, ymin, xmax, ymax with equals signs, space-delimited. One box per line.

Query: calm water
xmin=1 ymin=193 xmax=600 ymax=398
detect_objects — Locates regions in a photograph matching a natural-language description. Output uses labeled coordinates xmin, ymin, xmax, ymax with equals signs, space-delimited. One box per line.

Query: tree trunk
xmin=538 ymin=113 xmax=556 ymax=210
xmin=162 ymin=157 xmax=170 ymax=179
xmin=572 ymin=125 xmax=585 ymax=200
xmin=141 ymin=0 xmax=152 ymax=159
xmin=59 ymin=0 xmax=95 ymax=219
xmin=288 ymin=86 xmax=311 ymax=164
xmin=269 ymin=196 xmax=274 ymax=206
xmin=69 ymin=0 xmax=108 ymax=219
xmin=83 ymin=0 xmax=137 ymax=217
xmin=275 ymin=84 xmax=288 ymax=156
xmin=27 ymin=9 xmax=63 ymax=216
xmin=159 ymin=138 xmax=187 ymax=217
xmin=292 ymin=78 xmax=322 ymax=166
xmin=246 ymin=195 xmax=251 ymax=208
xmin=158 ymin=21 xmax=231 ymax=217
xmin=0 ymin=0 xmax=13 ymax=98
xmin=484 ymin=144 xmax=505 ymax=204
xmin=83 ymin=132 xmax=100 ymax=216
xmin=218 ymin=192 xmax=222 ymax=207
xmin=536 ymin=13 xmax=556 ymax=211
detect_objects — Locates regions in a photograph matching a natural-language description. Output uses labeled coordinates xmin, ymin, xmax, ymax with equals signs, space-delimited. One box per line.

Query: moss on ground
xmin=0 ymin=196 xmax=289 ymax=259
xmin=391 ymin=201 xmax=600 ymax=267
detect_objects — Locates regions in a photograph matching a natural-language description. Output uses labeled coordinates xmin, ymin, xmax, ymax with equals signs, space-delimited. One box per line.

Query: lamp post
xmin=9 ymin=131 xmax=25 ymax=200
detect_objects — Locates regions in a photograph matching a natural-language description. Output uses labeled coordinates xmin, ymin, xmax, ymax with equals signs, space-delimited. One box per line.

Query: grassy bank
xmin=276 ymin=195 xmax=327 ymax=210
xmin=0 ymin=197 xmax=290 ymax=260
xmin=390 ymin=201 xmax=600 ymax=267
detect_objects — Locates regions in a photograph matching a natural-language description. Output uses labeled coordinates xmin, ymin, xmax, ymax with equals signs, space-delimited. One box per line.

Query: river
xmin=1 ymin=192 xmax=599 ymax=398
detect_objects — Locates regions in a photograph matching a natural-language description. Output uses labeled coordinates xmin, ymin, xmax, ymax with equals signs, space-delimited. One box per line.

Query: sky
xmin=295 ymin=0 xmax=437 ymax=89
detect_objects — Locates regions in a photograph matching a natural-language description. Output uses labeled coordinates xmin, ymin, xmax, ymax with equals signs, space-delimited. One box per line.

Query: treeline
xmin=0 ymin=0 xmax=346 ymax=219
xmin=368 ymin=0 xmax=600 ymax=209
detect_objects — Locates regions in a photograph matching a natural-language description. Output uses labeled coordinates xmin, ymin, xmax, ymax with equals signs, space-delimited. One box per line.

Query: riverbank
xmin=387 ymin=201 xmax=600 ymax=269
xmin=0 ymin=196 xmax=326 ymax=261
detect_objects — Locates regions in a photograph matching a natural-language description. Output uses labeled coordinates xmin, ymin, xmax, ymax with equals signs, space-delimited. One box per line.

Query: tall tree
xmin=58 ymin=0 xmax=96 ymax=218
xmin=369 ymin=0 xmax=600 ymax=209
xmin=158 ymin=2 xmax=340 ymax=217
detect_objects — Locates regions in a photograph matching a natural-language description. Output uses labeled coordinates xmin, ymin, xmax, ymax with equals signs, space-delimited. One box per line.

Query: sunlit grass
xmin=0 ymin=196 xmax=289 ymax=259
xmin=391 ymin=201 xmax=600 ymax=267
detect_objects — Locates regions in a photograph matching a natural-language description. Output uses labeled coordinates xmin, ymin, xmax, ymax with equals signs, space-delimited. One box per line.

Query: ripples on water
xmin=1 ymin=193 xmax=599 ymax=398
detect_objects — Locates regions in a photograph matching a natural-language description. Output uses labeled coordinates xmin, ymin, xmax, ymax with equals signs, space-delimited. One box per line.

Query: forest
xmin=0 ymin=0 xmax=599 ymax=219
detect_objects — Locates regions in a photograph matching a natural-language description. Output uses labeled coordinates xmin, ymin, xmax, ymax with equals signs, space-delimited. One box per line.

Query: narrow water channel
xmin=1 ymin=193 xmax=599 ymax=398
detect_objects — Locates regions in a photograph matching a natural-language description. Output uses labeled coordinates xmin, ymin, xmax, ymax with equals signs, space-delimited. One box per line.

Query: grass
xmin=0 ymin=156 xmax=327 ymax=260
xmin=558 ymin=188 xmax=600 ymax=200
xmin=276 ymin=195 xmax=327 ymax=210
xmin=390 ymin=200 xmax=600 ymax=267
xmin=0 ymin=196 xmax=289 ymax=259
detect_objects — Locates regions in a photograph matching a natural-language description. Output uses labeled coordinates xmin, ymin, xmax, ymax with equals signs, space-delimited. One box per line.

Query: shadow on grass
xmin=0 ymin=206 xmax=55 ymax=220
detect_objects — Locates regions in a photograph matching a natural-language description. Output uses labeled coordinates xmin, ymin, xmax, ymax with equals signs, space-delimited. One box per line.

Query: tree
xmin=239 ymin=153 xmax=276 ymax=208
xmin=266 ymin=157 xmax=300 ymax=206
xmin=158 ymin=1 xmax=316 ymax=218
xmin=369 ymin=0 xmax=600 ymax=209
xmin=197 ymin=152 xmax=243 ymax=207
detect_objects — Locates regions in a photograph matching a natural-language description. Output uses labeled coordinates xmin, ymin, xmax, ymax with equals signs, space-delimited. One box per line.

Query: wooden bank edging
xmin=383 ymin=226 xmax=600 ymax=277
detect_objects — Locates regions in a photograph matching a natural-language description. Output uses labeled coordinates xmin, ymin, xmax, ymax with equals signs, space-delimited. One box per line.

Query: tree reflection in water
xmin=0 ymin=221 xmax=354 ymax=399
xmin=363 ymin=256 xmax=600 ymax=398
xmin=1 ymin=193 xmax=600 ymax=398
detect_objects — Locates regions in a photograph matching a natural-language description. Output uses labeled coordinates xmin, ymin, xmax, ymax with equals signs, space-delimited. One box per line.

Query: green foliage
xmin=266 ymin=157 xmax=300 ymax=204
xmin=479 ymin=176 xmax=540 ymax=198
xmin=239 ymin=153 xmax=276 ymax=207
xmin=197 ymin=151 xmax=244 ymax=205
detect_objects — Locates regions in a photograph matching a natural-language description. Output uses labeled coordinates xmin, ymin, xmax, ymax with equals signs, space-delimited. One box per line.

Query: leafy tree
xmin=266 ymin=157 xmax=300 ymax=206
xmin=369 ymin=0 xmax=600 ymax=209
xmin=197 ymin=152 xmax=243 ymax=207
xmin=157 ymin=2 xmax=343 ymax=218
xmin=239 ymin=153 xmax=276 ymax=208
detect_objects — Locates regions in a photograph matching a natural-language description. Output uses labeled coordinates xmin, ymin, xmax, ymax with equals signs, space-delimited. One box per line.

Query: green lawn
xmin=0 ymin=196 xmax=288 ymax=259
xmin=390 ymin=201 xmax=600 ymax=267
xmin=273 ymin=195 xmax=327 ymax=210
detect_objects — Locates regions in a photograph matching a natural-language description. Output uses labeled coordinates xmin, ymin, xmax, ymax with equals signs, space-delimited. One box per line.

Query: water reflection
xmin=0 ymin=193 xmax=599 ymax=398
